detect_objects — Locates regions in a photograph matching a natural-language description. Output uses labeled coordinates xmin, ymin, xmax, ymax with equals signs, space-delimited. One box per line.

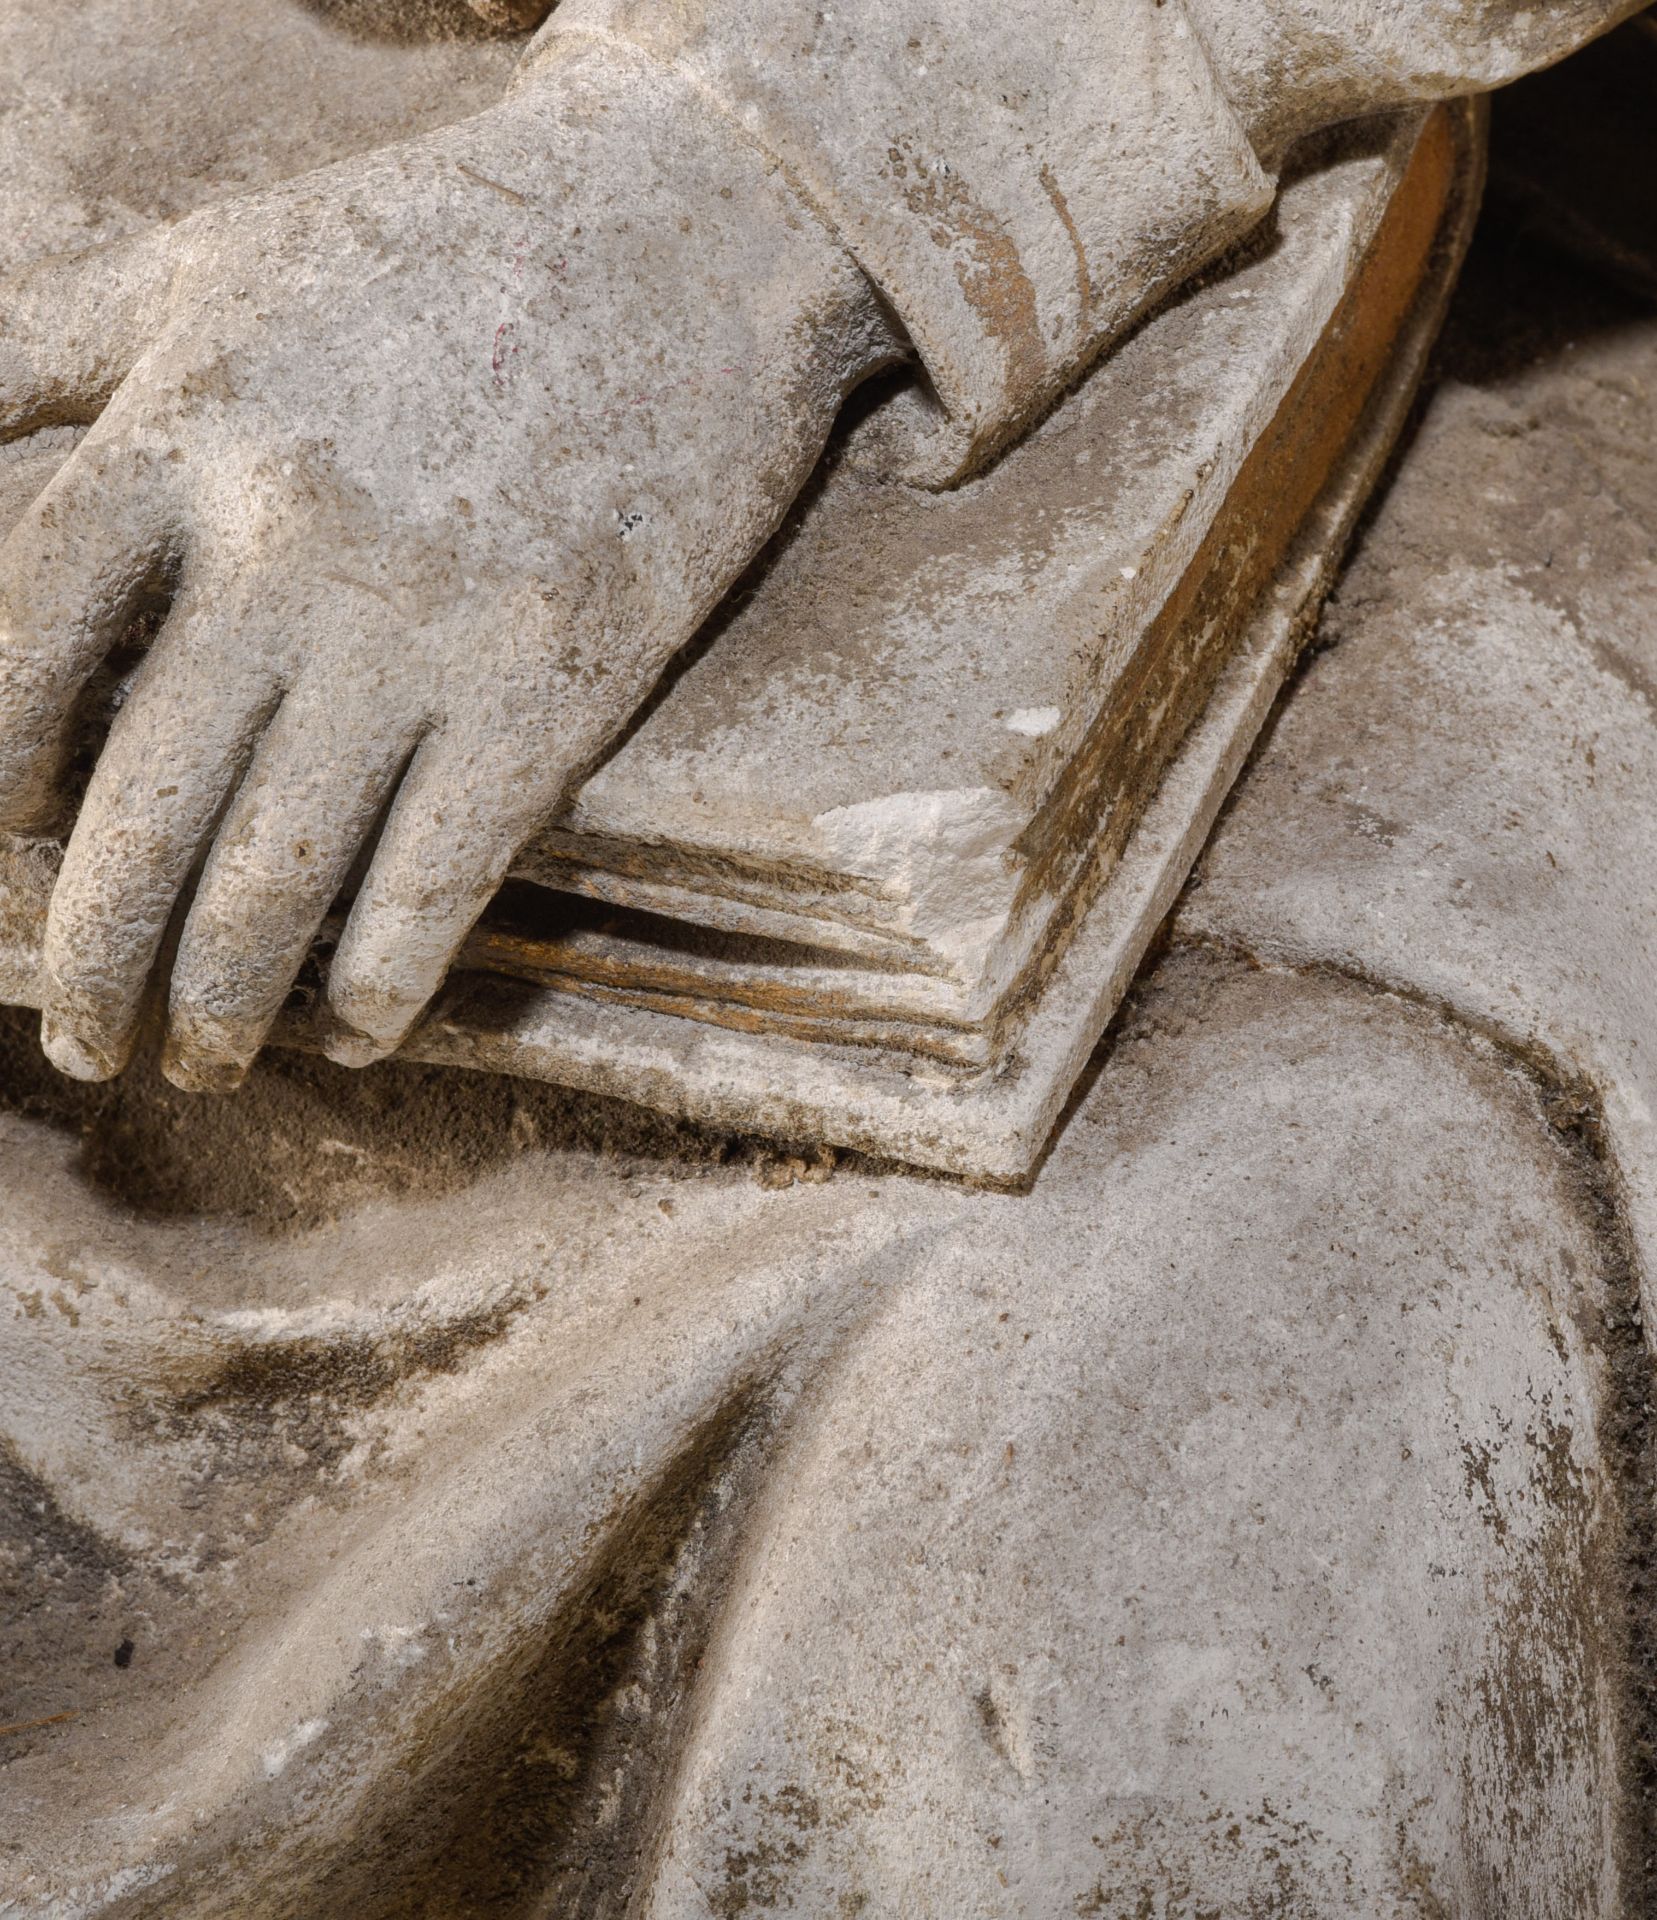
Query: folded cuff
xmin=522 ymin=0 xmax=1272 ymax=485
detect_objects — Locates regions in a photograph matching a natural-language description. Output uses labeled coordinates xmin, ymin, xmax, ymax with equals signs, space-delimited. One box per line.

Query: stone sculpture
xmin=2 ymin=3 xmax=1655 ymax=1915
xmin=0 ymin=0 xmax=1640 ymax=1101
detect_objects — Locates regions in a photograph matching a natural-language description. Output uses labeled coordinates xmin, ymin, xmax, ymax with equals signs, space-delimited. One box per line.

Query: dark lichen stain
xmin=0 ymin=1002 xmax=881 ymax=1241
xmin=174 ymin=1288 xmax=534 ymax=1421
xmin=713 ymin=1826 xmax=813 ymax=1917
xmin=109 ymin=1387 xmax=777 ymax=1920
xmin=1072 ymin=1796 xmax=1345 ymax=1917
xmin=123 ymin=1286 xmax=547 ymax=1506
xmin=707 ymin=1737 xmax=889 ymax=1915
xmin=0 ymin=1444 xmax=140 ymax=1744
xmin=1458 ymin=1437 xmax=1510 ymax=1542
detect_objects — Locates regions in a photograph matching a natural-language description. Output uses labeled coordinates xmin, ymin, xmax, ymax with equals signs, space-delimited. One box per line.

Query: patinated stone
xmin=1 ymin=6 xmax=1654 ymax=1916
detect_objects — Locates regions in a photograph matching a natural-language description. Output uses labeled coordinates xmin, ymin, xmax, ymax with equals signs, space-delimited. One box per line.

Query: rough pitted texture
xmin=1180 ymin=216 xmax=1657 ymax=1305
xmin=531 ymin=0 xmax=1271 ymax=483
xmin=7 ymin=59 xmax=1657 ymax=1907
xmin=0 ymin=102 xmax=1481 ymax=1180
xmin=0 ymin=0 xmax=524 ymax=281
xmin=0 ymin=962 xmax=1642 ymax=1917
xmin=3 ymin=10 xmax=1657 ymax=1917
xmin=530 ymin=0 xmax=1643 ymax=481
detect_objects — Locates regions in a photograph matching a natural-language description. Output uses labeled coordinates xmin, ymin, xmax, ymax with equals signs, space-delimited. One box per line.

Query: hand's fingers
xmin=38 ymin=609 xmax=279 ymax=1082
xmin=1 ymin=226 xmax=177 ymax=441
xmin=321 ymin=733 xmax=559 ymax=1067
xmin=162 ymin=683 xmax=428 ymax=1092
xmin=0 ymin=431 xmax=181 ymax=826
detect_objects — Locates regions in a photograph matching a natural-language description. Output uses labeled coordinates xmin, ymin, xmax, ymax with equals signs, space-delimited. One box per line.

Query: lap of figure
xmin=0 ymin=957 xmax=1636 ymax=1915
xmin=636 ymin=959 xmax=1638 ymax=1920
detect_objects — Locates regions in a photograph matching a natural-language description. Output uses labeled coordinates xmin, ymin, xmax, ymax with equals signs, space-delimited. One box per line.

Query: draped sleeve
xmin=520 ymin=0 xmax=1273 ymax=485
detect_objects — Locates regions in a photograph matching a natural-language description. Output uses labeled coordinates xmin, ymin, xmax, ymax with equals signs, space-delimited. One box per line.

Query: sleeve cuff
xmin=523 ymin=0 xmax=1273 ymax=485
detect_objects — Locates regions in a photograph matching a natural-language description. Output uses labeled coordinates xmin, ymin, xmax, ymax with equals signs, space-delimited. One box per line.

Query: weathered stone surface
xmin=0 ymin=105 xmax=1479 ymax=1178
xmin=0 ymin=957 xmax=1641 ymax=1915
xmin=635 ymin=963 xmax=1639 ymax=1920
xmin=0 ymin=13 xmax=888 ymax=1097
xmin=0 ymin=0 xmax=522 ymax=283
xmin=1180 ymin=234 xmax=1657 ymax=1310
xmin=0 ymin=0 xmax=1634 ymax=1116
xmin=2 ymin=11 xmax=1656 ymax=1918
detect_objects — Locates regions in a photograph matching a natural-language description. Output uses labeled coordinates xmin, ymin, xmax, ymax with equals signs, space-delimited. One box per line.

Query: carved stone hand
xmin=0 ymin=40 xmax=896 ymax=1089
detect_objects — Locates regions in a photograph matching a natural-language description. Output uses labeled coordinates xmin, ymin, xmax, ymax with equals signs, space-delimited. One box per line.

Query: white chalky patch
xmin=262 ymin=1718 xmax=329 ymax=1780
xmin=1004 ymin=707 xmax=1061 ymax=737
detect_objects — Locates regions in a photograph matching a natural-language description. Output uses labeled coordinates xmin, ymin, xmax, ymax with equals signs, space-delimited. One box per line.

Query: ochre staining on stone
xmin=885 ymin=136 xmax=1049 ymax=416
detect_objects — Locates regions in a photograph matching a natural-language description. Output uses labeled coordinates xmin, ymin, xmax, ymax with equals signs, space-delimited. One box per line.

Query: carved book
xmin=0 ymin=104 xmax=1481 ymax=1179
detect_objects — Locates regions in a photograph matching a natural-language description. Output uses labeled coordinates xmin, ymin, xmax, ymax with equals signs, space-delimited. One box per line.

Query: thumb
xmin=0 ymin=222 xmax=178 ymax=443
